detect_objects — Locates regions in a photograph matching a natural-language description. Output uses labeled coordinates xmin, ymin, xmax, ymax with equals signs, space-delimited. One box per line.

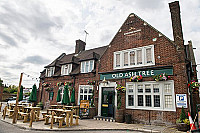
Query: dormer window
xmin=46 ymin=67 xmax=55 ymax=77
xmin=61 ymin=64 xmax=72 ymax=75
xmin=81 ymin=60 xmax=94 ymax=73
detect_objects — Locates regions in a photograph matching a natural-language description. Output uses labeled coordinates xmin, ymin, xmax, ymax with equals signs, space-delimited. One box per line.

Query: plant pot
xmin=89 ymin=107 xmax=96 ymax=119
xmin=115 ymin=109 xmax=124 ymax=123
xmin=176 ymin=123 xmax=189 ymax=132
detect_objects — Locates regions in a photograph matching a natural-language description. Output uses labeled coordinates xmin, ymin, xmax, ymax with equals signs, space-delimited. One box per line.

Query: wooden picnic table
xmin=50 ymin=105 xmax=64 ymax=109
xmin=46 ymin=109 xmax=75 ymax=127
xmin=64 ymin=106 xmax=79 ymax=116
xmin=24 ymin=107 xmax=41 ymax=121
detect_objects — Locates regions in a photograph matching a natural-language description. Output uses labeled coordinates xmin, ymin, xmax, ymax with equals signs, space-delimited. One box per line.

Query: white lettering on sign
xmin=110 ymin=70 xmax=155 ymax=79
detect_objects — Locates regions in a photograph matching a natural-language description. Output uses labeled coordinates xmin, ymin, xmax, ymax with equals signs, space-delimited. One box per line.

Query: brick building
xmin=39 ymin=1 xmax=199 ymax=124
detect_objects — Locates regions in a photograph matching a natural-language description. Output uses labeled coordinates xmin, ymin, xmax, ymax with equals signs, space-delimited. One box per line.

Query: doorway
xmin=101 ymin=87 xmax=115 ymax=117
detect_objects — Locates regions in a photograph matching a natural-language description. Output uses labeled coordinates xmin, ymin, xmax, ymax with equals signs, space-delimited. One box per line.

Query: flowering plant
xmin=42 ymin=83 xmax=49 ymax=87
xmin=188 ymin=81 xmax=200 ymax=93
xmin=116 ymin=82 xmax=126 ymax=93
xmin=153 ymin=73 xmax=170 ymax=81
xmin=57 ymin=82 xmax=64 ymax=86
xmin=129 ymin=75 xmax=143 ymax=82
xmin=65 ymin=81 xmax=73 ymax=86
xmin=87 ymin=80 xmax=96 ymax=85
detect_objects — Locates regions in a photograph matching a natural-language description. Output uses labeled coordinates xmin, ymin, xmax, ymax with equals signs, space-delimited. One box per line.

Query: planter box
xmin=176 ymin=123 xmax=189 ymax=132
xmin=89 ymin=107 xmax=96 ymax=119
xmin=115 ymin=109 xmax=124 ymax=123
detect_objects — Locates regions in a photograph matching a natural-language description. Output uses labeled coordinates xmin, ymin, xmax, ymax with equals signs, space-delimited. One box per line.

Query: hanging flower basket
xmin=129 ymin=75 xmax=143 ymax=82
xmin=42 ymin=83 xmax=49 ymax=87
xmin=152 ymin=73 xmax=170 ymax=81
xmin=87 ymin=80 xmax=96 ymax=85
xmin=45 ymin=87 xmax=53 ymax=92
xmin=188 ymin=81 xmax=200 ymax=93
xmin=116 ymin=82 xmax=126 ymax=93
xmin=57 ymin=82 xmax=65 ymax=87
xmin=65 ymin=81 xmax=73 ymax=86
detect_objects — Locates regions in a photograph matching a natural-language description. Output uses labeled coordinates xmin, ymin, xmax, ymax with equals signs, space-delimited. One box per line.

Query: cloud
xmin=23 ymin=55 xmax=50 ymax=65
xmin=0 ymin=32 xmax=17 ymax=46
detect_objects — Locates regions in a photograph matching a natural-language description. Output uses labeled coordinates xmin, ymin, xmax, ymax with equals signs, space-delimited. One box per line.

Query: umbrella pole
xmin=12 ymin=73 xmax=23 ymax=124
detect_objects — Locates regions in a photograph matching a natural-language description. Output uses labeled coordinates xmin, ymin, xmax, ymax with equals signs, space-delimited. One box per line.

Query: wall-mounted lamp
xmin=102 ymin=77 xmax=108 ymax=86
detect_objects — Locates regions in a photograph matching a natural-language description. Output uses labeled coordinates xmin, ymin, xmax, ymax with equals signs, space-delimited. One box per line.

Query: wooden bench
xmin=18 ymin=112 xmax=30 ymax=123
xmin=44 ymin=115 xmax=52 ymax=125
xmin=73 ymin=115 xmax=79 ymax=125
xmin=54 ymin=116 xmax=65 ymax=128
xmin=7 ymin=109 xmax=14 ymax=118
xmin=42 ymin=112 xmax=47 ymax=118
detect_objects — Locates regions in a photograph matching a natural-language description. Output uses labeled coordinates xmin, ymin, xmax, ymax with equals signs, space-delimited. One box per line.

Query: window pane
xmin=128 ymin=85 xmax=134 ymax=93
xmin=84 ymin=95 xmax=87 ymax=100
xmin=124 ymin=52 xmax=128 ymax=66
xmin=81 ymin=62 xmax=85 ymax=72
xmin=145 ymin=95 xmax=151 ymax=107
xmin=138 ymin=85 xmax=143 ymax=93
xmin=89 ymin=60 xmax=93 ymax=72
xmin=138 ymin=95 xmax=143 ymax=106
xmin=89 ymin=88 xmax=93 ymax=93
xmin=165 ymin=95 xmax=172 ymax=108
xmin=137 ymin=50 xmax=142 ymax=64
xmin=130 ymin=51 xmax=135 ymax=65
xmin=85 ymin=61 xmax=89 ymax=73
xmin=116 ymin=54 xmax=120 ymax=67
xmin=80 ymin=95 xmax=83 ymax=100
xmin=154 ymin=95 xmax=160 ymax=107
xmin=145 ymin=84 xmax=151 ymax=93
xmin=146 ymin=48 xmax=152 ymax=63
xmin=80 ymin=88 xmax=83 ymax=93
xmin=164 ymin=84 xmax=171 ymax=93
xmin=153 ymin=84 xmax=159 ymax=93
xmin=128 ymin=95 xmax=134 ymax=106
xmin=88 ymin=95 xmax=92 ymax=101
xmin=84 ymin=88 xmax=88 ymax=93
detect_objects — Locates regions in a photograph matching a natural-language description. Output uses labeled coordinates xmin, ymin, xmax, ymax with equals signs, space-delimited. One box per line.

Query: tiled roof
xmin=43 ymin=45 xmax=108 ymax=76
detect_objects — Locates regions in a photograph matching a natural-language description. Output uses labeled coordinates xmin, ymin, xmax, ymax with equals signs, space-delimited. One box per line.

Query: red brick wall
xmin=99 ymin=14 xmax=191 ymax=124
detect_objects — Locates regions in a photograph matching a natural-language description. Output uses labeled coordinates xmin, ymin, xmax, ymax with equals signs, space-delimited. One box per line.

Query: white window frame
xmin=78 ymin=85 xmax=93 ymax=105
xmin=113 ymin=45 xmax=155 ymax=69
xmin=61 ymin=64 xmax=72 ymax=75
xmin=46 ymin=67 xmax=55 ymax=77
xmin=81 ymin=60 xmax=94 ymax=73
xmin=126 ymin=80 xmax=175 ymax=111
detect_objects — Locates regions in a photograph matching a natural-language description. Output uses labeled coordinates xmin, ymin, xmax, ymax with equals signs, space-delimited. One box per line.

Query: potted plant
xmin=115 ymin=82 xmax=125 ymax=123
xmin=176 ymin=107 xmax=190 ymax=131
xmin=152 ymin=73 xmax=170 ymax=81
xmin=129 ymin=75 xmax=143 ymax=82
xmin=36 ymin=102 xmax=44 ymax=110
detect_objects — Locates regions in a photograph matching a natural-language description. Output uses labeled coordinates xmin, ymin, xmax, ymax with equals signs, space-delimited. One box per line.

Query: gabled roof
xmin=44 ymin=53 xmax=66 ymax=68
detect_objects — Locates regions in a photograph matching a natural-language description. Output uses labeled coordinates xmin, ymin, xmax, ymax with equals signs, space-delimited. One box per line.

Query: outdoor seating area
xmin=1 ymin=103 xmax=80 ymax=129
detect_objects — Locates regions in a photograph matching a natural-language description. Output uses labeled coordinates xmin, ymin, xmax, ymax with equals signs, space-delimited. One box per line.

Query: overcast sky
xmin=0 ymin=0 xmax=200 ymax=88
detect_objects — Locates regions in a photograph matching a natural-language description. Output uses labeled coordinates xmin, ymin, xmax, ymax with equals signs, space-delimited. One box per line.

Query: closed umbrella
xmin=18 ymin=85 xmax=23 ymax=101
xmin=70 ymin=88 xmax=75 ymax=104
xmin=56 ymin=89 xmax=61 ymax=102
xmin=29 ymin=84 xmax=37 ymax=102
xmin=61 ymin=85 xmax=70 ymax=105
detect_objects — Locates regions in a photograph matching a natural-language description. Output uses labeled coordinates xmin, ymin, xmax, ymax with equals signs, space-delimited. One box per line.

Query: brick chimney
xmin=75 ymin=39 xmax=86 ymax=54
xmin=169 ymin=1 xmax=184 ymax=44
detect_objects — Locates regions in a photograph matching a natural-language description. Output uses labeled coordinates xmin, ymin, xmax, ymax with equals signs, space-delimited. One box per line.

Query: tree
xmin=0 ymin=78 xmax=3 ymax=86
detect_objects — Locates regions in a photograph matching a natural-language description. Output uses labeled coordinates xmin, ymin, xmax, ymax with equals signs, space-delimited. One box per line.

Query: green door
xmin=101 ymin=87 xmax=115 ymax=117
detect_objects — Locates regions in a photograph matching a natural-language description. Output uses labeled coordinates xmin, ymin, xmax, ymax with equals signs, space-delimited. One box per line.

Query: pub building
xmin=39 ymin=1 xmax=199 ymax=124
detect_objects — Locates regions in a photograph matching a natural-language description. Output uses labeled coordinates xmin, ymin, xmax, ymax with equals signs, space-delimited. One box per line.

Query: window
xmin=126 ymin=81 xmax=175 ymax=111
xmin=46 ymin=67 xmax=55 ymax=77
xmin=61 ymin=64 xmax=72 ymax=75
xmin=49 ymin=92 xmax=54 ymax=101
xmin=113 ymin=45 xmax=154 ymax=69
xmin=81 ymin=60 xmax=94 ymax=73
xmin=78 ymin=85 xmax=93 ymax=105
